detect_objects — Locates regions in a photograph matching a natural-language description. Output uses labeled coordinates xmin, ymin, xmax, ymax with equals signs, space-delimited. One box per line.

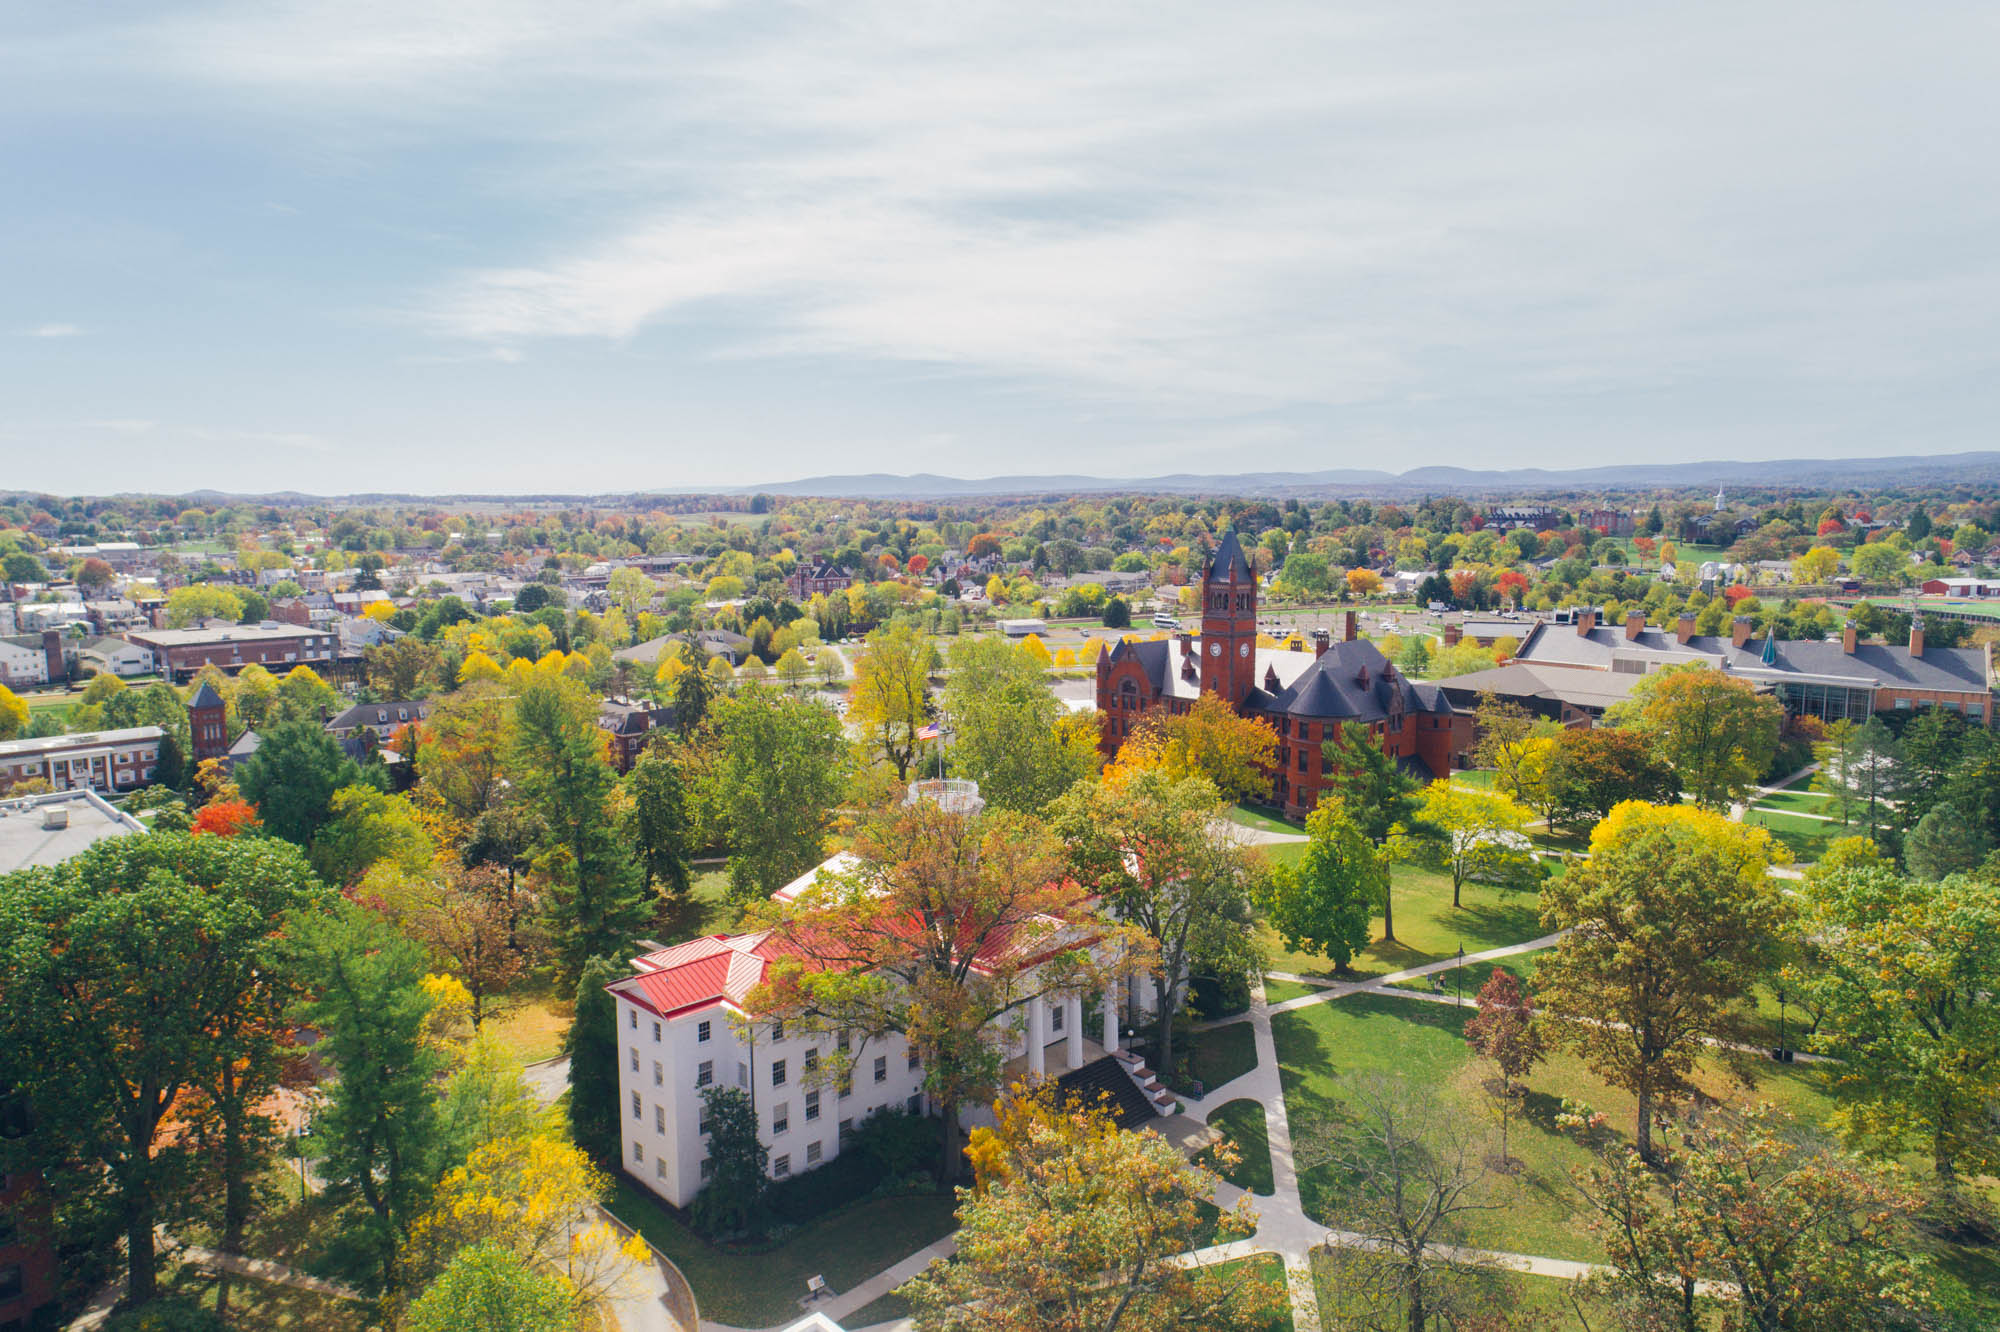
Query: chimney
xmin=1676 ymin=612 xmax=1696 ymax=645
xmin=1731 ymin=616 xmax=1754 ymax=649
xmin=1575 ymin=607 xmax=1597 ymax=636
xmin=1842 ymin=622 xmax=1858 ymax=654
xmin=1178 ymin=632 xmax=1193 ymax=658
xmin=1311 ymin=628 xmax=1331 ymax=659
xmin=41 ymin=628 xmax=64 ymax=683
xmin=1343 ymin=610 xmax=1358 ymax=643
xmin=1625 ymin=610 xmax=1646 ymax=641
xmin=1909 ymin=616 xmax=1925 ymax=659
xmin=1443 ymin=623 xmax=1463 ymax=648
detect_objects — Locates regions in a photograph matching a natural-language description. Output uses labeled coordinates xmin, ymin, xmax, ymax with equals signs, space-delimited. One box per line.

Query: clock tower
xmin=1199 ymin=530 xmax=1258 ymax=707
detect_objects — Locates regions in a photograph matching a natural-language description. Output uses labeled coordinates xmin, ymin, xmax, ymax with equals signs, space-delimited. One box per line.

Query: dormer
xmin=1263 ymin=663 xmax=1280 ymax=693
xmin=1355 ymin=664 xmax=1370 ymax=689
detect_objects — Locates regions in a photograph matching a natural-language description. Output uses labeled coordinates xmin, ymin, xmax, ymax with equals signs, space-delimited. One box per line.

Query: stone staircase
xmin=1055 ymin=1054 xmax=1169 ymax=1128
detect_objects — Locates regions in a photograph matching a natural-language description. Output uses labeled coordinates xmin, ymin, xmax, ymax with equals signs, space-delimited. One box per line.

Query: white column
xmin=1066 ymin=995 xmax=1084 ymax=1069
xmin=1027 ymin=996 xmax=1046 ymax=1076
xmin=1102 ymin=990 xmax=1120 ymax=1055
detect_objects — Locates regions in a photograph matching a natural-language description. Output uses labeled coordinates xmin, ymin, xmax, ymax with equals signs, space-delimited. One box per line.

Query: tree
xmin=190 ymin=798 xmax=261 ymax=838
xmin=1292 ymin=1073 xmax=1501 ymax=1332
xmin=0 ymin=683 xmax=26 ymax=741
xmin=605 ymin=566 xmax=657 ymax=619
xmin=1463 ymin=968 xmax=1544 ymax=1164
xmin=418 ymin=683 xmax=514 ymax=825
xmin=689 ymin=1086 xmax=767 ymax=1237
xmin=671 ymin=641 xmax=717 ymax=736
xmin=164 ymin=583 xmax=245 ymax=628
xmin=749 ymin=797 xmax=1147 ymax=1180
xmin=1792 ymin=865 xmax=2000 ymax=1183
xmin=509 ymin=676 xmax=648 ymax=984
xmin=1255 ymin=800 xmax=1386 ymax=973
xmin=1819 ymin=716 xmax=1905 ymax=845
xmin=1903 ymin=802 xmax=1990 ymax=881
xmin=774 ymin=646 xmax=811 ymax=689
xmin=942 ymin=636 xmax=1100 ymax=813
xmin=1322 ymin=723 xmax=1430 ymax=941
xmin=1051 ymin=770 xmax=1263 ymax=1079
xmin=849 ymin=623 xmax=933 ymax=781
xmin=311 ymin=784 xmax=435 ymax=887
xmin=1101 ymin=595 xmax=1131 ymax=628
xmin=1107 ymin=694 xmax=1277 ymax=803
xmin=693 ymin=684 xmax=847 ymax=904
xmin=406 ymin=1243 xmax=576 ymax=1332
xmin=1575 ymin=1106 xmax=1940 ymax=1332
xmin=1411 ymin=783 xmax=1541 ymax=908
xmin=410 ymin=863 xmax=527 ymax=1027
xmin=0 ymin=834 xmax=331 ymax=1308
xmin=294 ymin=905 xmax=450 ymax=1294
xmin=1347 ymin=567 xmax=1384 ymax=597
xmin=1533 ymin=803 xmax=1785 ymax=1161
xmin=564 ymin=956 xmax=625 ymax=1164
xmin=365 ymin=638 xmax=442 ymax=699
xmin=904 ymin=1110 xmax=1270 ymax=1332
xmin=1849 ymin=543 xmax=1907 ymax=585
xmin=237 ymin=718 xmax=375 ymax=847
xmin=1540 ymin=725 xmax=1679 ymax=832
xmin=1610 ymin=665 xmax=1782 ymax=809
xmin=1792 ymin=545 xmax=1841 ymax=585
xmin=620 ymin=746 xmax=693 ymax=902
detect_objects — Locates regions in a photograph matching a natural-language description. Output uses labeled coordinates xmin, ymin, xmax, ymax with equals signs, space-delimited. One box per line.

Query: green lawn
xmin=1389 ymin=949 xmax=1541 ymax=997
xmin=1180 ymin=1020 xmax=1259 ymax=1095
xmin=1449 ymin=768 xmax=1498 ymax=789
xmin=1741 ymin=809 xmax=1839 ymax=864
xmin=606 ymin=1177 xmax=958 ymax=1327
xmin=1256 ymin=863 xmax=1547 ymax=983
xmin=652 ymin=866 xmax=740 ymax=945
xmin=1263 ymin=977 xmax=1330 ymax=1005
xmin=1751 ymin=789 xmax=1836 ymax=816
xmin=163 ymin=1264 xmax=369 ymax=1331
xmin=1312 ymin=1254 xmax=1589 ymax=1331
xmin=1273 ymin=991 xmax=1840 ymax=1265
xmin=1229 ymin=803 xmax=1308 ymax=835
xmin=1213 ymin=1253 xmax=1294 ymax=1331
xmin=1201 ymin=1098 xmax=1275 ymax=1195
xmin=846 ymin=1288 xmax=916 ymax=1327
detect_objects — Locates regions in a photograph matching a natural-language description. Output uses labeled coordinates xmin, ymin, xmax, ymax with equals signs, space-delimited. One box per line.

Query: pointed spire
xmin=1208 ymin=529 xmax=1254 ymax=584
xmin=1760 ymin=626 xmax=1778 ymax=666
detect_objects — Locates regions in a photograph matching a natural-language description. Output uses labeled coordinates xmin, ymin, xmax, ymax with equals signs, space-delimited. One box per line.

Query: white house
xmin=0 ymin=637 xmax=49 ymax=687
xmin=78 ymin=636 xmax=155 ymax=678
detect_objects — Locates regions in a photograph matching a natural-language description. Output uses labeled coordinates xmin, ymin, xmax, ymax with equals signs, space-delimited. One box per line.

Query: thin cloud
xmin=26 ymin=323 xmax=83 ymax=338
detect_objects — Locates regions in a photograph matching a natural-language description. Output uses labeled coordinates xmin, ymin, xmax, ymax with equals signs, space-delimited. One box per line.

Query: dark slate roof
xmin=1710 ymin=637 xmax=1990 ymax=692
xmin=1207 ymin=530 xmax=1254 ymax=584
xmin=327 ymin=700 xmax=431 ymax=732
xmin=1104 ymin=636 xmax=1175 ymax=695
xmin=188 ymin=681 xmax=225 ymax=710
xmin=1254 ymin=639 xmax=1455 ymax=722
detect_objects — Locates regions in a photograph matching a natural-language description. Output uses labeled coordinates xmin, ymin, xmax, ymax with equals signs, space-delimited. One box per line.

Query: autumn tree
xmin=1540 ymin=725 xmax=1679 ymax=832
xmin=904 ymin=1111 xmax=1271 ymax=1332
xmin=1470 ymin=695 xmax=1540 ymax=795
xmin=1255 ymin=799 xmax=1386 ymax=973
xmin=849 ymin=622 xmax=934 ymax=780
xmin=406 ymin=1243 xmax=576 ymax=1332
xmin=0 ymin=834 xmax=331 ymax=1308
xmin=1322 ymin=723 xmax=1431 ymax=941
xmin=1792 ymin=864 xmax=2000 ymax=1183
xmin=365 ymin=637 xmax=443 ymax=699
xmin=1050 ymin=769 xmax=1264 ymax=1077
xmin=1533 ymin=803 xmax=1786 ymax=1161
xmin=1411 ymin=783 xmax=1542 ymax=908
xmin=691 ymin=684 xmax=848 ymax=904
xmin=418 ymin=682 xmax=515 ymax=825
xmin=310 ymin=784 xmax=435 ymax=887
xmin=1107 ymin=693 xmax=1278 ymax=803
xmin=508 ymin=675 xmax=648 ymax=984
xmin=748 ymin=796 xmax=1148 ymax=1180
xmin=0 ymin=683 xmax=26 ymax=741
xmin=1463 ymin=968 xmax=1544 ymax=1164
xmin=411 ymin=863 xmax=528 ymax=1027
xmin=942 ymin=635 xmax=1101 ymax=813
xmin=237 ymin=718 xmax=379 ymax=847
xmin=1609 ymin=665 xmax=1782 ymax=809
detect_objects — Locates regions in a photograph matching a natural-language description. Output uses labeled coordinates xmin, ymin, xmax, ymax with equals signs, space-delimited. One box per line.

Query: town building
xmin=598 ymin=696 xmax=674 ymax=772
xmin=790 ymin=560 xmax=853 ymax=602
xmin=1095 ymin=532 xmax=1471 ymax=817
xmin=123 ymin=622 xmax=335 ymax=681
xmin=1920 ymin=576 xmax=2000 ymax=598
xmin=0 ymin=727 xmax=165 ymax=794
xmin=0 ymin=634 xmax=56 ymax=688
xmin=188 ymin=681 xmax=230 ymax=765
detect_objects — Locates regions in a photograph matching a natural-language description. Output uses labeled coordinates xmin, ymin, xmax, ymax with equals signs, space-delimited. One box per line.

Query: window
xmin=772 ymin=1020 xmax=785 ymax=1041
xmin=699 ymin=1106 xmax=712 ymax=1135
xmin=908 ymin=1093 xmax=923 ymax=1115
xmin=654 ymin=1105 xmax=665 ymax=1133
xmin=630 ymin=1092 xmax=641 ymax=1119
xmin=653 ymin=1061 xmax=663 ymax=1087
xmin=874 ymin=1055 xmax=888 ymax=1084
xmin=629 ymin=1010 xmax=638 ymax=1029
xmin=696 ymin=1060 xmax=713 ymax=1088
xmin=652 ymin=1021 xmax=661 ymax=1042
xmin=805 ymin=1090 xmax=820 ymax=1121
xmin=632 ymin=1141 xmax=644 ymax=1163
xmin=773 ymin=1104 xmax=789 ymax=1135
xmin=804 ymin=1049 xmax=819 ymax=1075
xmin=737 ymin=1062 xmax=748 ymax=1088
xmin=772 ymin=1059 xmax=787 ymax=1087
xmin=807 ymin=1141 xmax=823 ymax=1165
xmin=773 ymin=1155 xmax=791 ymax=1178
xmin=1051 ymin=1005 xmax=1064 ymax=1033
xmin=700 ymin=1157 xmax=715 ymax=1180
xmin=838 ymin=1072 xmax=852 ymax=1099
xmin=839 ymin=1117 xmax=854 ymax=1140
xmin=629 ymin=1048 xmax=639 ymax=1071
xmin=837 ymin=1029 xmax=851 ymax=1052
xmin=908 ymin=1048 xmax=921 ymax=1070
xmin=698 ymin=1020 xmax=712 ymax=1043
xmin=655 ymin=1156 xmax=667 ymax=1180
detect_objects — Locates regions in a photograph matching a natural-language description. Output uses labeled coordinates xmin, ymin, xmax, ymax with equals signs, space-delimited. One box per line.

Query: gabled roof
xmin=1258 ymin=638 xmax=1455 ymax=722
xmin=610 ymin=932 xmax=787 ymax=1020
xmin=188 ymin=681 xmax=225 ymax=710
xmin=1207 ymin=530 xmax=1254 ymax=585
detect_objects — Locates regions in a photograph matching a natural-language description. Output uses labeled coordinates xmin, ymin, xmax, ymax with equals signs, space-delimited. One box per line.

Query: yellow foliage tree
xmin=1106 ymin=694 xmax=1277 ymax=802
xmin=967 ymin=1078 xmax=1120 ymax=1195
xmin=1346 ymin=568 xmax=1384 ymax=596
xmin=459 ymin=650 xmax=504 ymax=686
xmin=1017 ymin=634 xmax=1053 ymax=668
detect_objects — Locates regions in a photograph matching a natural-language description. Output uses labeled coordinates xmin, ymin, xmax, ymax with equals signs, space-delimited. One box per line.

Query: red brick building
xmin=1095 ymin=531 xmax=1471 ymax=818
xmin=789 ymin=560 xmax=853 ymax=601
xmin=123 ymin=622 xmax=335 ymax=682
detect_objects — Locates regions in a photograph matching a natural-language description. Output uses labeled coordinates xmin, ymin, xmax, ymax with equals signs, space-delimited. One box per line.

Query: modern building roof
xmin=1435 ymin=661 xmax=1639 ymax=712
xmin=125 ymin=622 xmax=329 ymax=645
xmin=0 ymin=726 xmax=164 ymax=759
xmin=0 ymin=789 xmax=145 ymax=874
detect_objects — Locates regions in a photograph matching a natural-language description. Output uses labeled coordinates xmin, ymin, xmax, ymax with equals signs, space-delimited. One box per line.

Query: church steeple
xmin=1200 ymin=531 xmax=1258 ymax=707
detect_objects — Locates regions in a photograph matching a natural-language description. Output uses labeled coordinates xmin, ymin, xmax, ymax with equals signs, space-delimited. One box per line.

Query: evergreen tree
xmin=689 ymin=1086 xmax=766 ymax=1236
xmin=236 ymin=718 xmax=376 ymax=847
xmin=1320 ymin=724 xmax=1431 ymax=941
xmin=564 ymin=955 xmax=625 ymax=1163
xmin=672 ymin=641 xmax=717 ymax=736
xmin=621 ymin=747 xmax=693 ymax=902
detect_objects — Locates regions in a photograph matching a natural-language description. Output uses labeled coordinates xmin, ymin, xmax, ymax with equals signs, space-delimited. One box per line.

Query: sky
xmin=3 ymin=1 xmax=1998 ymax=495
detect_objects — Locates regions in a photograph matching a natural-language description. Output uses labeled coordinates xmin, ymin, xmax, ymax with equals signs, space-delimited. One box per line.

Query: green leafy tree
xmin=1903 ymin=802 xmax=1991 ymax=882
xmin=509 ymin=676 xmax=649 ymax=983
xmin=942 ymin=636 xmax=1100 ymax=813
xmin=1609 ymin=664 xmax=1782 ymax=809
xmin=564 ymin=956 xmax=625 ymax=1163
xmin=0 ymin=834 xmax=331 ymax=1308
xmin=310 ymin=784 xmax=435 ymax=887
xmin=620 ymin=746 xmax=693 ymax=902
xmin=689 ymin=1086 xmax=767 ymax=1237
xmin=1534 ymin=803 xmax=1785 ymax=1161
xmin=294 ymin=905 xmax=450 ymax=1294
xmin=696 ymin=684 xmax=848 ymax=904
xmin=164 ymin=583 xmax=245 ymax=628
xmin=849 ymin=622 xmax=933 ymax=781
xmin=236 ymin=718 xmax=376 ymax=847
xmin=1254 ymin=800 xmax=1386 ymax=973
xmin=1540 ymin=725 xmax=1679 ymax=833
xmin=405 ymin=1242 xmax=577 ymax=1332
xmin=1792 ymin=865 xmax=2000 ymax=1182
xmin=671 ymin=641 xmax=717 ymax=736
xmin=1321 ymin=724 xmax=1431 ymax=940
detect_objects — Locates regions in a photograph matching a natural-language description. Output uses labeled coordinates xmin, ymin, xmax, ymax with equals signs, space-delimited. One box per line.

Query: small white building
xmin=0 ymin=636 xmax=49 ymax=687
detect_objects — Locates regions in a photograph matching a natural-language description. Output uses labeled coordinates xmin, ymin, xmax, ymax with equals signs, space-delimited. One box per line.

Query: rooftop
xmin=0 ymin=790 xmax=146 ymax=874
xmin=126 ymin=621 xmax=329 ymax=645
xmin=0 ymin=726 xmax=164 ymax=758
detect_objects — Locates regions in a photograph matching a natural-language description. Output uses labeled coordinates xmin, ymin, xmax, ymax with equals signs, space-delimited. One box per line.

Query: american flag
xmin=916 ymin=722 xmax=943 ymax=741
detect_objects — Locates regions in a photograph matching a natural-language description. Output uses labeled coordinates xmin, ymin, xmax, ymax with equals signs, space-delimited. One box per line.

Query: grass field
xmin=1312 ymin=1254 xmax=1591 ymax=1331
xmin=1274 ymin=990 xmax=1839 ymax=1265
xmin=1229 ymin=803 xmax=1308 ymax=836
xmin=1182 ymin=1019 xmax=1259 ymax=1094
xmin=483 ymin=974 xmax=573 ymax=1066
xmin=1741 ymin=808 xmax=1839 ymax=863
xmin=654 ymin=866 xmax=740 ymax=945
xmin=606 ymin=1177 xmax=958 ymax=1327
xmin=162 ymin=1265 xmax=369 ymax=1331
xmin=1255 ymin=863 xmax=1547 ymax=983
xmin=1448 ymin=768 xmax=1498 ymax=789
xmin=1201 ymin=1098 xmax=1275 ymax=1195
xmin=1263 ymin=977 xmax=1329 ymax=1005
xmin=1751 ymin=789 xmax=1838 ymax=816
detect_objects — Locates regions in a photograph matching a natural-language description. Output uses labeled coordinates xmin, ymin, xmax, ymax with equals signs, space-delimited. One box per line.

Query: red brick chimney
xmin=41 ymin=629 xmax=63 ymax=684
xmin=1342 ymin=610 xmax=1358 ymax=643
xmin=1731 ymin=616 xmax=1754 ymax=649
xmin=1575 ymin=607 xmax=1597 ymax=636
xmin=1311 ymin=628 xmax=1331 ymax=659
xmin=1178 ymin=632 xmax=1193 ymax=658
xmin=1443 ymin=623 xmax=1463 ymax=648
xmin=1909 ymin=616 xmax=1925 ymax=659
xmin=1624 ymin=610 xmax=1645 ymax=641
xmin=1842 ymin=622 xmax=1858 ymax=654
xmin=1676 ymin=611 xmax=1696 ymax=644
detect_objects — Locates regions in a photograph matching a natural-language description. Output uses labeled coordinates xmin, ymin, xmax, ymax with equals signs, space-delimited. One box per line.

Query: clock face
xmin=1208 ymin=641 xmax=1222 ymax=657
xmin=1239 ymin=642 xmax=1250 ymax=657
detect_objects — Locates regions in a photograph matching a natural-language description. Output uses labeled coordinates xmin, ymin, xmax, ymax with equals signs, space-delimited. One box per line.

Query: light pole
xmin=1775 ymin=985 xmax=1789 ymax=1062
xmin=1455 ymin=945 xmax=1465 ymax=1008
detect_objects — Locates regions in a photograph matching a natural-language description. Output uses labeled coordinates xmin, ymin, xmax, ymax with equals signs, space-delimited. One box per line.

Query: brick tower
xmin=1199 ymin=530 xmax=1258 ymax=707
